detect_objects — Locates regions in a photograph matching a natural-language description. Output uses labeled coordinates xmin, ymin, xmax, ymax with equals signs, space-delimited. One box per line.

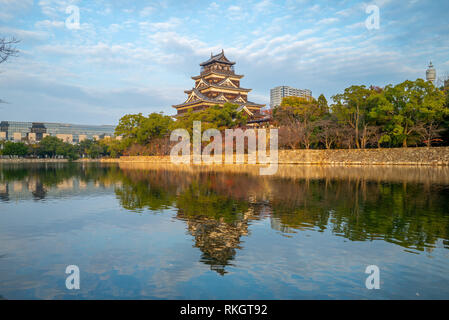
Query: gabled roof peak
xmin=200 ymin=50 xmax=235 ymax=66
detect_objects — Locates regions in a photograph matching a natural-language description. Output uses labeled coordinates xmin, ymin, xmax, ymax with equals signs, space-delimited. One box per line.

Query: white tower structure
xmin=426 ymin=61 xmax=436 ymax=84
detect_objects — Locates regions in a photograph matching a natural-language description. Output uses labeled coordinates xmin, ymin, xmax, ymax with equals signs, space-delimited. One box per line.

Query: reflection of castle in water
xmin=180 ymin=203 xmax=290 ymax=275
xmin=185 ymin=217 xmax=245 ymax=275
xmin=179 ymin=209 xmax=260 ymax=275
xmin=114 ymin=166 xmax=449 ymax=272
xmin=2 ymin=163 xmax=449 ymax=276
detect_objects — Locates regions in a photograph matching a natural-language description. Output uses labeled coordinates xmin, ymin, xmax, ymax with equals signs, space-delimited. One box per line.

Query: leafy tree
xmin=332 ymin=85 xmax=372 ymax=149
xmin=115 ymin=112 xmax=175 ymax=154
xmin=136 ymin=113 xmax=174 ymax=144
xmin=441 ymin=90 xmax=449 ymax=145
xmin=57 ymin=143 xmax=79 ymax=160
xmin=100 ymin=138 xmax=124 ymax=158
xmin=76 ymin=139 xmax=110 ymax=159
xmin=87 ymin=141 xmax=106 ymax=159
xmin=27 ymin=143 xmax=40 ymax=157
xmin=37 ymin=136 xmax=63 ymax=157
xmin=277 ymin=96 xmax=326 ymax=125
xmin=383 ymin=79 xmax=447 ymax=147
xmin=317 ymin=94 xmax=329 ymax=113
xmin=445 ymin=89 xmax=449 ymax=108
xmin=1 ymin=141 xmax=28 ymax=156
xmin=36 ymin=136 xmax=79 ymax=159
xmin=77 ymin=139 xmax=95 ymax=157
xmin=274 ymin=96 xmax=326 ymax=149
xmin=173 ymin=103 xmax=247 ymax=135
xmin=115 ymin=113 xmax=146 ymax=140
xmin=367 ymin=92 xmax=395 ymax=147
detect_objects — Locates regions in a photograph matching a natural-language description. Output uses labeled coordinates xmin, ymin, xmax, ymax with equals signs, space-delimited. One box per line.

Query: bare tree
xmin=361 ymin=125 xmax=383 ymax=148
xmin=0 ymin=37 xmax=19 ymax=104
xmin=437 ymin=71 xmax=449 ymax=89
xmin=278 ymin=119 xmax=303 ymax=149
xmin=416 ymin=120 xmax=444 ymax=147
xmin=0 ymin=37 xmax=20 ymax=65
xmin=316 ymin=118 xmax=338 ymax=149
xmin=335 ymin=125 xmax=355 ymax=149
xmin=365 ymin=125 xmax=383 ymax=148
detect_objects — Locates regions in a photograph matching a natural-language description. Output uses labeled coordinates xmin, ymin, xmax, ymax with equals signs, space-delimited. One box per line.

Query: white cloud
xmin=227 ymin=5 xmax=248 ymax=21
xmin=317 ymin=17 xmax=339 ymax=25
xmin=106 ymin=24 xmax=122 ymax=33
xmin=140 ymin=6 xmax=155 ymax=17
xmin=38 ymin=0 xmax=81 ymax=18
xmin=254 ymin=0 xmax=273 ymax=13
xmin=36 ymin=41 xmax=162 ymax=69
xmin=35 ymin=20 xmax=65 ymax=28
xmin=336 ymin=3 xmax=364 ymax=17
xmin=0 ymin=27 xmax=49 ymax=41
xmin=208 ymin=2 xmax=219 ymax=11
xmin=0 ymin=70 xmax=180 ymax=124
xmin=308 ymin=4 xmax=321 ymax=13
xmin=141 ymin=17 xmax=182 ymax=31
xmin=0 ymin=0 xmax=33 ymax=21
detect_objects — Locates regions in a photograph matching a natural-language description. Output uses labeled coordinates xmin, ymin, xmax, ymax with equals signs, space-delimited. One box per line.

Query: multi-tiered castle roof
xmin=172 ymin=50 xmax=265 ymax=118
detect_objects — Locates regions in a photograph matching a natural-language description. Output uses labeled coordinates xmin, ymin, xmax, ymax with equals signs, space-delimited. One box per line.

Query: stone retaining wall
xmin=102 ymin=147 xmax=449 ymax=166
xmin=278 ymin=147 xmax=449 ymax=165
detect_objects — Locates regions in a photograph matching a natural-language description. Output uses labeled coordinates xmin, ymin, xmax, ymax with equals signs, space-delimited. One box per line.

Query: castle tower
xmin=172 ymin=50 xmax=265 ymax=118
xmin=426 ymin=61 xmax=436 ymax=84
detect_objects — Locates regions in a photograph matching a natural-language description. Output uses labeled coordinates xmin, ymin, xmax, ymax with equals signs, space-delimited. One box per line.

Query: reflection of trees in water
xmin=115 ymin=171 xmax=258 ymax=274
xmin=0 ymin=163 xmax=123 ymax=201
xmin=2 ymin=163 xmax=449 ymax=272
xmin=266 ymin=178 xmax=449 ymax=252
xmin=114 ymin=169 xmax=177 ymax=211
xmin=115 ymin=167 xmax=449 ymax=258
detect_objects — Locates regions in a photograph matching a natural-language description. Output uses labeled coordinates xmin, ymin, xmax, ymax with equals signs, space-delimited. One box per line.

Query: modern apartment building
xmin=0 ymin=121 xmax=116 ymax=143
xmin=270 ymin=86 xmax=312 ymax=108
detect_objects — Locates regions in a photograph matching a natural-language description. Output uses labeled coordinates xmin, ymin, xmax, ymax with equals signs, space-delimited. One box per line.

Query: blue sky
xmin=0 ymin=0 xmax=448 ymax=125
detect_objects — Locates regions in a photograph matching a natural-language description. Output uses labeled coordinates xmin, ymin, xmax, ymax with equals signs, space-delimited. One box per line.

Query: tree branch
xmin=0 ymin=37 xmax=20 ymax=65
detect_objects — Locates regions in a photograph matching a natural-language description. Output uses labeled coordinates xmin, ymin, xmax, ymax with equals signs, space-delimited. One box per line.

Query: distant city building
xmin=426 ymin=61 xmax=436 ymax=84
xmin=270 ymin=86 xmax=312 ymax=108
xmin=0 ymin=121 xmax=116 ymax=143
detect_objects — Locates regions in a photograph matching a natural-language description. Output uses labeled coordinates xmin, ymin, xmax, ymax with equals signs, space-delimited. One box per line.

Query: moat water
xmin=0 ymin=163 xmax=448 ymax=299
